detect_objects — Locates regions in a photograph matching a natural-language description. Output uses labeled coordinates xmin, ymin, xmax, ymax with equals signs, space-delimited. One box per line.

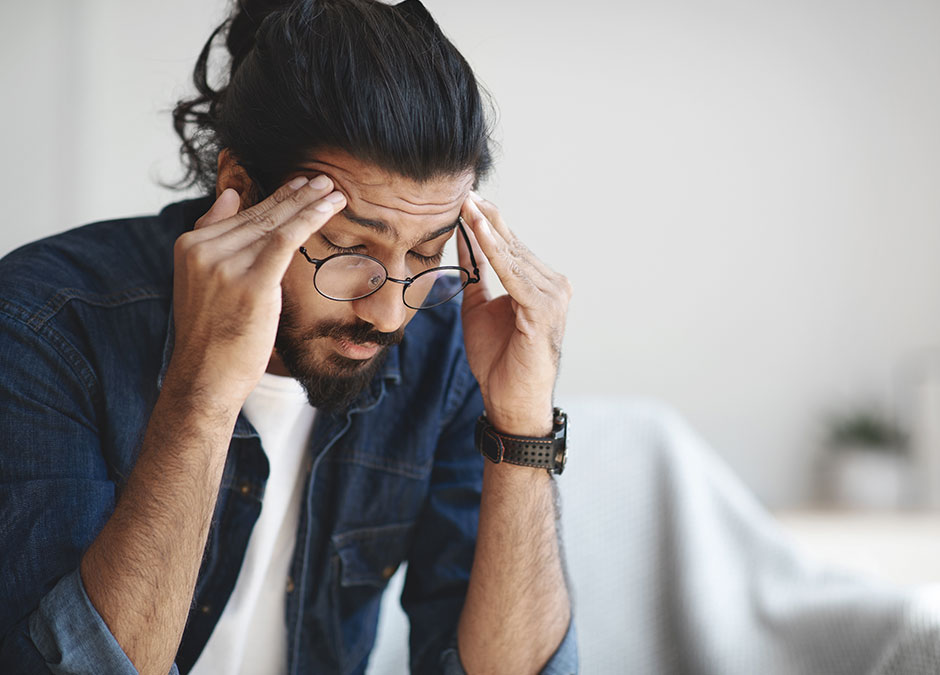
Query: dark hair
xmin=171 ymin=0 xmax=494 ymax=195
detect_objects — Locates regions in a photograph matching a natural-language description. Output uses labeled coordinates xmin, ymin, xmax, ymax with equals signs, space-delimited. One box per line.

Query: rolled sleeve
xmin=439 ymin=620 xmax=579 ymax=675
xmin=0 ymin=312 xmax=178 ymax=674
xmin=27 ymin=569 xmax=142 ymax=675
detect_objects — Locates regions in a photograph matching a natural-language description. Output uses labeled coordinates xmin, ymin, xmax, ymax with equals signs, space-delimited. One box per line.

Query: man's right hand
xmin=79 ymin=174 xmax=345 ymax=675
xmin=166 ymin=175 xmax=346 ymax=411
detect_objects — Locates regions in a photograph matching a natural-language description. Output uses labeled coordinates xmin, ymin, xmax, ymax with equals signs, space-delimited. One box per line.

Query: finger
xmin=460 ymin=197 xmax=543 ymax=305
xmin=469 ymin=192 xmax=559 ymax=283
xmin=189 ymin=174 xmax=316 ymax=241
xmin=245 ymin=190 xmax=347 ymax=280
xmin=456 ymin=216 xmax=494 ymax=306
xmin=199 ymin=175 xmax=336 ymax=251
xmin=192 ymin=188 xmax=242 ymax=230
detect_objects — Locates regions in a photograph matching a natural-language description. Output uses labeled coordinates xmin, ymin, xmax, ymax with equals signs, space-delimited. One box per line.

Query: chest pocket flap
xmin=332 ymin=521 xmax=413 ymax=588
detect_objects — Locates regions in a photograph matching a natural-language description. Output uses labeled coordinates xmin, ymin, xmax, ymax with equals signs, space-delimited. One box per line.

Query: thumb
xmin=194 ymin=188 xmax=241 ymax=230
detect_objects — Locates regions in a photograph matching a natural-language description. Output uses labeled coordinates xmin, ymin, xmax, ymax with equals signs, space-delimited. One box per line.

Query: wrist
xmin=159 ymin=364 xmax=245 ymax=427
xmin=476 ymin=407 xmax=568 ymax=475
xmin=483 ymin=405 xmax=554 ymax=437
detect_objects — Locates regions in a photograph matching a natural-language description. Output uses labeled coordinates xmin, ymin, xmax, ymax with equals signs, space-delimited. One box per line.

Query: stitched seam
xmin=332 ymin=522 xmax=413 ymax=546
xmin=0 ymin=303 xmax=100 ymax=396
xmin=26 ymin=286 xmax=168 ymax=332
xmin=329 ymin=452 xmax=431 ymax=480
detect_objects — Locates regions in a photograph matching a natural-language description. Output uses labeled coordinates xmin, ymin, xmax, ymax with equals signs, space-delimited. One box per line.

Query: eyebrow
xmin=340 ymin=207 xmax=460 ymax=246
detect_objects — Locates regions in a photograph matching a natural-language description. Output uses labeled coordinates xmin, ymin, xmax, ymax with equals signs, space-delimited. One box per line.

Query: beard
xmin=274 ymin=297 xmax=404 ymax=412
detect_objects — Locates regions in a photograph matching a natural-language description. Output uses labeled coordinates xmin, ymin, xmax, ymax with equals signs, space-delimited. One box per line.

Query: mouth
xmin=332 ymin=338 xmax=381 ymax=360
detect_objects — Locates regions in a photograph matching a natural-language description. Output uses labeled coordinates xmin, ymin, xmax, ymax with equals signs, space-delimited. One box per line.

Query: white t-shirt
xmin=190 ymin=372 xmax=316 ymax=675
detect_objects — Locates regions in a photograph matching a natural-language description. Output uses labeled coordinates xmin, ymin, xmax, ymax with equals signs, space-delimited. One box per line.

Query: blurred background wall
xmin=2 ymin=0 xmax=938 ymax=507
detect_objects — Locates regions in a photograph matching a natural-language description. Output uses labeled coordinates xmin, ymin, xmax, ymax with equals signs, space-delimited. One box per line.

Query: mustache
xmin=301 ymin=319 xmax=404 ymax=347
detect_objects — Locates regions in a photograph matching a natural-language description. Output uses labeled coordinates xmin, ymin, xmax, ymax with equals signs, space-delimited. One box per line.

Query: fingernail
xmin=309 ymin=175 xmax=331 ymax=190
xmin=314 ymin=191 xmax=345 ymax=212
xmin=288 ymin=176 xmax=307 ymax=190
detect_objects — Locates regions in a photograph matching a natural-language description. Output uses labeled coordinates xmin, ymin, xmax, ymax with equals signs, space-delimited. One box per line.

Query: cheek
xmin=281 ymin=260 xmax=360 ymax=325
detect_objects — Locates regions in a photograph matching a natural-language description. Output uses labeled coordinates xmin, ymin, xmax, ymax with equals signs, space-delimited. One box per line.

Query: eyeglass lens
xmin=313 ymin=255 xmax=470 ymax=309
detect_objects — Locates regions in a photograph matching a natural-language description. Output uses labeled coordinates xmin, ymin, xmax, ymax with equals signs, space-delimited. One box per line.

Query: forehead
xmin=294 ymin=149 xmax=474 ymax=236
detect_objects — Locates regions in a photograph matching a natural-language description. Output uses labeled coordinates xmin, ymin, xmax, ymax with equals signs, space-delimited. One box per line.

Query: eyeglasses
xmin=298 ymin=219 xmax=481 ymax=310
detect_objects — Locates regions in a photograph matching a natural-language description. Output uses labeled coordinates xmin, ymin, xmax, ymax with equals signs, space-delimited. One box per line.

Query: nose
xmin=351 ymin=274 xmax=410 ymax=334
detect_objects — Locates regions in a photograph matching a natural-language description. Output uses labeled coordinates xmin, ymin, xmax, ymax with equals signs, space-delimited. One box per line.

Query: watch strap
xmin=475 ymin=408 xmax=567 ymax=474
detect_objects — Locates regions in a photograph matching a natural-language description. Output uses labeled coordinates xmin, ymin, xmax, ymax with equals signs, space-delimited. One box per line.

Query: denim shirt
xmin=0 ymin=198 xmax=577 ymax=674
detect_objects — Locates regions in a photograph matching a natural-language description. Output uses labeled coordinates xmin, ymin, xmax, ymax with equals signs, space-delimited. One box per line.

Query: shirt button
xmin=200 ymin=604 xmax=211 ymax=614
xmin=381 ymin=565 xmax=396 ymax=580
xmin=286 ymin=576 xmax=295 ymax=593
xmin=238 ymin=482 xmax=251 ymax=496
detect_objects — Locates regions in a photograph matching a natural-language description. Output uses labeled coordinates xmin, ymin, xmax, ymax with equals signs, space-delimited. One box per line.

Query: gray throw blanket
xmin=368 ymin=397 xmax=940 ymax=674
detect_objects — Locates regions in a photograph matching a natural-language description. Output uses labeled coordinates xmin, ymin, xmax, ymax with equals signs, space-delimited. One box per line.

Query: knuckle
xmin=507 ymin=257 xmax=526 ymax=279
xmin=506 ymin=234 xmax=528 ymax=258
xmin=273 ymin=182 xmax=295 ymax=201
xmin=174 ymin=232 xmax=194 ymax=257
xmin=267 ymin=179 xmax=302 ymax=205
xmin=210 ymin=260 xmax=240 ymax=285
xmin=185 ymin=242 xmax=214 ymax=270
xmin=247 ymin=211 xmax=277 ymax=233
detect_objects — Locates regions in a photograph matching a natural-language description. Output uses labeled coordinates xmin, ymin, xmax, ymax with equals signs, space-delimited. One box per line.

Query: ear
xmin=216 ymin=149 xmax=259 ymax=211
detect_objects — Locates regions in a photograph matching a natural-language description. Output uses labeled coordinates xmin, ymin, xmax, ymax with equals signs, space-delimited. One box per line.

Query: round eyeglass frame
xmin=298 ymin=219 xmax=481 ymax=310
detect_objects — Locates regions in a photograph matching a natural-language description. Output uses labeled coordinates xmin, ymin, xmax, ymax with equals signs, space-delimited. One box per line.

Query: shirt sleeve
xmin=438 ymin=620 xmax=578 ymax=675
xmin=400 ymin=351 xmax=578 ymax=674
xmin=0 ymin=310 xmax=150 ymax=674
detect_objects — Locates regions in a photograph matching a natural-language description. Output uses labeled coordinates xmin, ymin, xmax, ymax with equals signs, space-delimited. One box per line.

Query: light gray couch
xmin=367 ymin=397 xmax=940 ymax=674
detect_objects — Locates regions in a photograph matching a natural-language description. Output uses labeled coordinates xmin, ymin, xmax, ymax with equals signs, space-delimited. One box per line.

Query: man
xmin=0 ymin=1 xmax=575 ymax=673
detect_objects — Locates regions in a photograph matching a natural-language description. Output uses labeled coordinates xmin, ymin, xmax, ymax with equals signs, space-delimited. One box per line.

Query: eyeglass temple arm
xmin=458 ymin=220 xmax=481 ymax=283
xmin=298 ymin=247 xmax=322 ymax=266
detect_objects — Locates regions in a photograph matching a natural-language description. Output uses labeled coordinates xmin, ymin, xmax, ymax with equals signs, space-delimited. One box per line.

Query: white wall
xmin=2 ymin=0 xmax=939 ymax=506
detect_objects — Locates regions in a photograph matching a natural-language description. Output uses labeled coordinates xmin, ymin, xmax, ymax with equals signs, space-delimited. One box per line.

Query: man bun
xmin=170 ymin=0 xmax=493 ymax=194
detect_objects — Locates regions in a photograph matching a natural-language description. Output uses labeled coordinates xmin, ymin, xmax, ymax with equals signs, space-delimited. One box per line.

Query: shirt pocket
xmin=330 ymin=521 xmax=414 ymax=668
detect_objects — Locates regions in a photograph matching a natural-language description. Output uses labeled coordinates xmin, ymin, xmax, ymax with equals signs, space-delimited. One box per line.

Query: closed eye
xmin=321 ymin=234 xmax=444 ymax=267
xmin=321 ymin=235 xmax=364 ymax=254
xmin=410 ymin=250 xmax=445 ymax=266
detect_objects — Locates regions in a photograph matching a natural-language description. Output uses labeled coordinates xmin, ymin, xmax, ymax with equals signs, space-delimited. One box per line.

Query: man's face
xmin=269 ymin=149 xmax=474 ymax=410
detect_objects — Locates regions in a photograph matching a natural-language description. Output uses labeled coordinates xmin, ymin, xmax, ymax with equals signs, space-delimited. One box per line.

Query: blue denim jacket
xmin=0 ymin=198 xmax=577 ymax=674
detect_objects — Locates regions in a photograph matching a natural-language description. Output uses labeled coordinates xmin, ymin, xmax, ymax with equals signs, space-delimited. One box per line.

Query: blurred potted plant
xmin=822 ymin=405 xmax=910 ymax=509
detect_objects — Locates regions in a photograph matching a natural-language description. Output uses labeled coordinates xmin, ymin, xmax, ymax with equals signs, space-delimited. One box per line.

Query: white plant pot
xmin=826 ymin=447 xmax=910 ymax=510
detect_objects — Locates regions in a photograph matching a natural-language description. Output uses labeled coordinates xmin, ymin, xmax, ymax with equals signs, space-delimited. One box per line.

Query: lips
xmin=333 ymin=338 xmax=380 ymax=360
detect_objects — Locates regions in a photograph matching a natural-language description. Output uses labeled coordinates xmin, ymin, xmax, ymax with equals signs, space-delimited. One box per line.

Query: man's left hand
xmin=457 ymin=193 xmax=572 ymax=436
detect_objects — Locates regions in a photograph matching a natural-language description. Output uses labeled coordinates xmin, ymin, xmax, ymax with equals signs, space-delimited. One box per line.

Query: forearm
xmin=457 ymin=414 xmax=571 ymax=674
xmin=79 ymin=371 xmax=239 ymax=675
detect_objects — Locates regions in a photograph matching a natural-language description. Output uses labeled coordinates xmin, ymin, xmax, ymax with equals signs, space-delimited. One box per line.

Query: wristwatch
xmin=475 ymin=407 xmax=568 ymax=475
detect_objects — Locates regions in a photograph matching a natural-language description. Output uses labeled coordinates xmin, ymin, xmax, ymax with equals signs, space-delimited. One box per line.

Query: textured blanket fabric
xmin=368 ymin=397 xmax=940 ymax=674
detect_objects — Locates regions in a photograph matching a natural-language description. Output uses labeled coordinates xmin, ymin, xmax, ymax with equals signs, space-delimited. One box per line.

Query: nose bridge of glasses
xmin=352 ymin=270 xmax=412 ymax=331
